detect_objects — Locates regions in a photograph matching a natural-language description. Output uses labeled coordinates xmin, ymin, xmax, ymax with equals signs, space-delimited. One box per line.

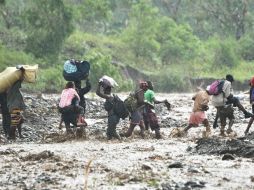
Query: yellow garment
xmin=192 ymin=90 xmax=210 ymax=112
xmin=0 ymin=65 xmax=38 ymax=93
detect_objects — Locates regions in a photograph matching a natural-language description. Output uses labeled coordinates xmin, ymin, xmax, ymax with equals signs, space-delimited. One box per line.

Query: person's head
xmin=103 ymin=85 xmax=111 ymax=95
xmin=146 ymin=81 xmax=154 ymax=90
xmin=226 ymin=74 xmax=234 ymax=83
xmin=65 ymin=81 xmax=75 ymax=89
xmin=250 ymin=77 xmax=254 ymax=87
xmin=139 ymin=81 xmax=148 ymax=91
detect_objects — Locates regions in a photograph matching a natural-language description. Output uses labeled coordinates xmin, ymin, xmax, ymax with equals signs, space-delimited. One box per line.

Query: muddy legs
xmin=245 ymin=117 xmax=254 ymax=135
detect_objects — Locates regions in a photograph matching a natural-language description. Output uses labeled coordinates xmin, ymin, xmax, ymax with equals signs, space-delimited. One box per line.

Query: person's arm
xmin=154 ymin=97 xmax=166 ymax=104
xmin=192 ymin=94 xmax=197 ymax=101
xmin=79 ymin=79 xmax=91 ymax=96
xmin=96 ymin=83 xmax=112 ymax=99
xmin=73 ymin=89 xmax=80 ymax=101
xmin=223 ymin=82 xmax=232 ymax=98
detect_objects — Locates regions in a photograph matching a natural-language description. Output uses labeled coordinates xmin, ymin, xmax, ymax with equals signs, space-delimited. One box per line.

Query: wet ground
xmin=0 ymin=92 xmax=254 ymax=190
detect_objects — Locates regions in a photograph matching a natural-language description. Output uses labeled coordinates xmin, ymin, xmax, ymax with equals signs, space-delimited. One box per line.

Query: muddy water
xmin=0 ymin=93 xmax=254 ymax=190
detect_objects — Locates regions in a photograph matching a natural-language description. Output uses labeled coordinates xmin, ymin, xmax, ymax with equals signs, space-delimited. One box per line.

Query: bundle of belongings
xmin=0 ymin=65 xmax=38 ymax=93
xmin=63 ymin=59 xmax=90 ymax=81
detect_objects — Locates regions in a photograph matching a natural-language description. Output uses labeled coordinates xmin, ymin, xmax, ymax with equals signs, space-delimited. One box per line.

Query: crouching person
xmin=59 ymin=81 xmax=84 ymax=134
xmin=183 ymin=89 xmax=211 ymax=137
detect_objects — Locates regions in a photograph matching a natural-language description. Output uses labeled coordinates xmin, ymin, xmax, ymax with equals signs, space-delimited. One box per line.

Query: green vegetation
xmin=1 ymin=0 xmax=254 ymax=92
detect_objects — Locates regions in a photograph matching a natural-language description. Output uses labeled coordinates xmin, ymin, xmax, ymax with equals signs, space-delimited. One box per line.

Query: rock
xmin=188 ymin=167 xmax=200 ymax=173
xmin=168 ymin=162 xmax=183 ymax=168
xmin=251 ymin=176 xmax=254 ymax=182
xmin=222 ymin=154 xmax=235 ymax=160
xmin=186 ymin=146 xmax=192 ymax=151
xmin=141 ymin=163 xmax=153 ymax=170
xmin=185 ymin=181 xmax=206 ymax=188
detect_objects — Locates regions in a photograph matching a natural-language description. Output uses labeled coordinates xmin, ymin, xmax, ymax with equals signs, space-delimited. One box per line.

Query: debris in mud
xmin=0 ymin=148 xmax=17 ymax=155
xmin=222 ymin=154 xmax=235 ymax=160
xmin=195 ymin=135 xmax=254 ymax=158
xmin=141 ymin=163 xmax=153 ymax=170
xmin=168 ymin=162 xmax=183 ymax=168
xmin=161 ymin=180 xmax=206 ymax=190
xmin=21 ymin=150 xmax=60 ymax=161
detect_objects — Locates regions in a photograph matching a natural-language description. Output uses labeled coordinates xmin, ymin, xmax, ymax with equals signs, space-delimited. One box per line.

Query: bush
xmin=149 ymin=68 xmax=191 ymax=92
xmin=238 ymin=34 xmax=254 ymax=61
xmin=0 ymin=44 xmax=37 ymax=72
xmin=203 ymin=37 xmax=240 ymax=70
xmin=84 ymin=50 xmax=132 ymax=91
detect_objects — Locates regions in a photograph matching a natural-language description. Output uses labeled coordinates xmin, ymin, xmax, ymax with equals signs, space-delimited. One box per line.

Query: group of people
xmin=1 ymin=61 xmax=254 ymax=141
xmin=183 ymin=74 xmax=254 ymax=137
xmin=96 ymin=78 xmax=170 ymax=140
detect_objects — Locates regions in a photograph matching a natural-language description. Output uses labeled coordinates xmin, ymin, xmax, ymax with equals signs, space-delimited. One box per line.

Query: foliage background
xmin=1 ymin=0 xmax=254 ymax=92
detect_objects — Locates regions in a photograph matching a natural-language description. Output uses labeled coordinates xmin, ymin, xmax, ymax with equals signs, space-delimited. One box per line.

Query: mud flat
xmin=0 ymin=93 xmax=254 ymax=189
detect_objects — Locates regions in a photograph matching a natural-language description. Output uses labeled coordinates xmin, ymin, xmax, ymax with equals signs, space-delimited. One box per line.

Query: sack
xmin=124 ymin=93 xmax=138 ymax=113
xmin=63 ymin=60 xmax=90 ymax=81
xmin=208 ymin=80 xmax=225 ymax=95
xmin=22 ymin=65 xmax=38 ymax=83
xmin=0 ymin=65 xmax=38 ymax=93
xmin=99 ymin=75 xmax=118 ymax=88
xmin=112 ymin=95 xmax=129 ymax=119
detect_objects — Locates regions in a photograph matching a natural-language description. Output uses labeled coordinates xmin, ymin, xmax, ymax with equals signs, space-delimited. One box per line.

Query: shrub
xmin=238 ymin=34 xmax=254 ymax=61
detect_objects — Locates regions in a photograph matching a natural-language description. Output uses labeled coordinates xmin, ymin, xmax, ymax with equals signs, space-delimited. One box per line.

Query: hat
xmin=226 ymin=74 xmax=234 ymax=82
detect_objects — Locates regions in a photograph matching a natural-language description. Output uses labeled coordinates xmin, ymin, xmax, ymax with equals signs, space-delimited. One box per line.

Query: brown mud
xmin=0 ymin=93 xmax=254 ymax=190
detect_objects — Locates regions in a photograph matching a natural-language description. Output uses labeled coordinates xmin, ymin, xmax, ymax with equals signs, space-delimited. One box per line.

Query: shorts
xmin=143 ymin=106 xmax=159 ymax=130
xmin=130 ymin=110 xmax=144 ymax=125
xmin=189 ymin=111 xmax=206 ymax=126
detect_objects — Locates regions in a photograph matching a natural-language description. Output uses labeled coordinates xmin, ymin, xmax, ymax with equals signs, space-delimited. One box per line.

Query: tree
xmin=24 ymin=0 xmax=73 ymax=60
xmin=122 ymin=0 xmax=160 ymax=61
xmin=64 ymin=0 xmax=113 ymax=33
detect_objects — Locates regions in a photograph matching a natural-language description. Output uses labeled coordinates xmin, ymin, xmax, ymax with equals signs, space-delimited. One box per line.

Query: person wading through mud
xmin=212 ymin=74 xmax=253 ymax=136
xmin=74 ymin=79 xmax=91 ymax=114
xmin=143 ymin=81 xmax=170 ymax=139
xmin=0 ymin=92 xmax=11 ymax=138
xmin=7 ymin=68 xmax=26 ymax=140
xmin=59 ymin=81 xmax=84 ymax=134
xmin=182 ymin=88 xmax=211 ymax=136
xmin=121 ymin=81 xmax=147 ymax=138
xmin=96 ymin=76 xmax=121 ymax=140
xmin=245 ymin=76 xmax=254 ymax=135
xmin=60 ymin=59 xmax=90 ymax=129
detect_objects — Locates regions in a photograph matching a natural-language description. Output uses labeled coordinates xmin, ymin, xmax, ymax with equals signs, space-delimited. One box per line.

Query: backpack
xmin=124 ymin=92 xmax=138 ymax=113
xmin=112 ymin=95 xmax=129 ymax=119
xmin=208 ymin=80 xmax=225 ymax=95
